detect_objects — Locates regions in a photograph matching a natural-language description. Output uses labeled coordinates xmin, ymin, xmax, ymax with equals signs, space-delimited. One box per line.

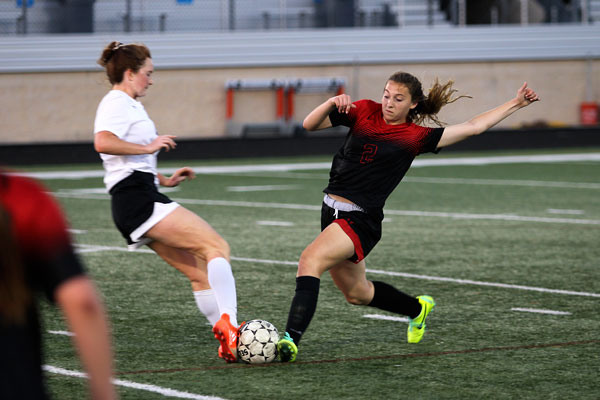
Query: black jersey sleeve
xmin=329 ymin=108 xmax=349 ymax=127
xmin=36 ymin=246 xmax=86 ymax=304
xmin=1 ymin=175 xmax=86 ymax=304
xmin=419 ymin=127 xmax=445 ymax=154
xmin=328 ymin=100 xmax=364 ymax=127
xmin=28 ymin=184 xmax=86 ymax=303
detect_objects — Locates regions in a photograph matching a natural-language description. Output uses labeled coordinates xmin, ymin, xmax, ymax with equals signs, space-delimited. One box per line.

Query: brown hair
xmin=97 ymin=41 xmax=152 ymax=84
xmin=0 ymin=203 xmax=31 ymax=325
xmin=387 ymin=71 xmax=471 ymax=126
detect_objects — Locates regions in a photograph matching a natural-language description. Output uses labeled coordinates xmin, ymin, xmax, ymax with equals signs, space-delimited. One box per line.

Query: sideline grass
xmin=35 ymin=150 xmax=599 ymax=399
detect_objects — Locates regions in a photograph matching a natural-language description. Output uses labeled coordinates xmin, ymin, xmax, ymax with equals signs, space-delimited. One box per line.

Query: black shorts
xmin=321 ymin=200 xmax=382 ymax=263
xmin=110 ymin=171 xmax=178 ymax=247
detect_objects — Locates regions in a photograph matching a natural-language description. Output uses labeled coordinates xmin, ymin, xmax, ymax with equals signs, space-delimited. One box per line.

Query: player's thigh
xmin=145 ymin=206 xmax=229 ymax=257
xmin=298 ymin=223 xmax=355 ymax=277
xmin=148 ymin=240 xmax=209 ymax=289
xmin=329 ymin=259 xmax=373 ymax=305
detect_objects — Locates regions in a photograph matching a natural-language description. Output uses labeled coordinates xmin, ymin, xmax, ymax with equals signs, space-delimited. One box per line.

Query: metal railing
xmin=0 ymin=0 xmax=597 ymax=36
xmin=447 ymin=0 xmax=595 ymax=26
xmin=2 ymin=24 xmax=598 ymax=73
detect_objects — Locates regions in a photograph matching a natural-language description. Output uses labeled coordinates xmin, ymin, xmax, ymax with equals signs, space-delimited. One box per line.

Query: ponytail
xmin=97 ymin=41 xmax=151 ymax=85
xmin=387 ymin=72 xmax=471 ymax=126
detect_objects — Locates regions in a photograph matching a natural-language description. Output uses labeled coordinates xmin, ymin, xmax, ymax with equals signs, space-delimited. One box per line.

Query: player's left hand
xmin=516 ymin=82 xmax=540 ymax=106
xmin=165 ymin=167 xmax=195 ymax=187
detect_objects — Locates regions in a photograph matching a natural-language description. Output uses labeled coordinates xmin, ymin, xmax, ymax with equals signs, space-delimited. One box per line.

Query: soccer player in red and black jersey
xmin=0 ymin=173 xmax=116 ymax=399
xmin=277 ymin=71 xmax=540 ymax=362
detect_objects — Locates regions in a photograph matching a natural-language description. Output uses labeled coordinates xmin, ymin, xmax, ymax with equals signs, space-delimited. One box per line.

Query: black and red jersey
xmin=0 ymin=173 xmax=85 ymax=399
xmin=324 ymin=99 xmax=444 ymax=218
xmin=0 ymin=174 xmax=83 ymax=301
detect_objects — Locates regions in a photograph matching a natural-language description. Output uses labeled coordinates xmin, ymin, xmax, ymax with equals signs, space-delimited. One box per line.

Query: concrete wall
xmin=0 ymin=58 xmax=596 ymax=145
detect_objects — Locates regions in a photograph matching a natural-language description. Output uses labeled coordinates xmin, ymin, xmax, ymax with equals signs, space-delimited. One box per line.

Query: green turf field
xmin=27 ymin=148 xmax=599 ymax=399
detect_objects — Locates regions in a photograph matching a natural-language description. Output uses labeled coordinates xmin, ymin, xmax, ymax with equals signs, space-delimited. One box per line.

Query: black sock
xmin=285 ymin=276 xmax=320 ymax=345
xmin=368 ymin=280 xmax=421 ymax=318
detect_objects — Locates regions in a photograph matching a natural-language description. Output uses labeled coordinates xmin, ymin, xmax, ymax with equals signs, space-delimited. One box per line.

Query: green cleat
xmin=407 ymin=295 xmax=435 ymax=344
xmin=277 ymin=332 xmax=298 ymax=362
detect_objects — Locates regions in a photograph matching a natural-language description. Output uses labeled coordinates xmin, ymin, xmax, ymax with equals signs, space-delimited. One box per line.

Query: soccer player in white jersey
xmin=94 ymin=42 xmax=239 ymax=363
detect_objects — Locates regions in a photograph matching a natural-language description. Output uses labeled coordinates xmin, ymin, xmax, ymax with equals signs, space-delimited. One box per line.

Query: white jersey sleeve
xmin=94 ymin=92 xmax=132 ymax=138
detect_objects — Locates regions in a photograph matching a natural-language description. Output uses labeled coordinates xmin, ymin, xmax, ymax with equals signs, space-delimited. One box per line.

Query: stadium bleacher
xmin=2 ymin=0 xmax=598 ymax=35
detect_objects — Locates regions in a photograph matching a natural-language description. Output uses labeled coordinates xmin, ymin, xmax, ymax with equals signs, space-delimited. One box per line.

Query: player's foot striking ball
xmin=277 ymin=332 xmax=298 ymax=363
xmin=213 ymin=313 xmax=239 ymax=363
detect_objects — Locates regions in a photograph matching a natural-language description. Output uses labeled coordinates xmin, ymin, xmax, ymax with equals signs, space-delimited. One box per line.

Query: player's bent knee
xmin=187 ymin=275 xmax=206 ymax=287
xmin=208 ymin=237 xmax=230 ymax=260
xmin=220 ymin=239 xmax=231 ymax=256
xmin=344 ymin=294 xmax=369 ymax=306
xmin=188 ymin=236 xmax=230 ymax=261
xmin=297 ymin=250 xmax=327 ymax=276
xmin=341 ymin=284 xmax=372 ymax=306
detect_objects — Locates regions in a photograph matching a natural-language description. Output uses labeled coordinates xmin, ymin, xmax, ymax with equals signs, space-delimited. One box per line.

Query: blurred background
xmin=0 ymin=0 xmax=599 ymax=161
xmin=2 ymin=0 xmax=597 ymax=34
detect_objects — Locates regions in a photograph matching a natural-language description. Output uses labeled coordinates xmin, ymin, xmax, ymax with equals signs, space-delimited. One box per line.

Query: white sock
xmin=193 ymin=289 xmax=221 ymax=326
xmin=207 ymin=257 xmax=238 ymax=327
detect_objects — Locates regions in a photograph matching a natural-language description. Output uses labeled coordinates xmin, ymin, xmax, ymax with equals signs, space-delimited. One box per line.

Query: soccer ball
xmin=237 ymin=319 xmax=279 ymax=364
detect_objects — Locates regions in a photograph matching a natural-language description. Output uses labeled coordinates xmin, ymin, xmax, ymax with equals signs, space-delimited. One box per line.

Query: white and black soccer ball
xmin=237 ymin=319 xmax=279 ymax=364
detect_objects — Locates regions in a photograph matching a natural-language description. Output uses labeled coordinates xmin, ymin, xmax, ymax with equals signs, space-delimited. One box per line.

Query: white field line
xmin=365 ymin=268 xmax=600 ymax=298
xmin=11 ymin=152 xmax=600 ymax=180
xmin=74 ymin=244 xmax=600 ymax=298
xmin=546 ymin=208 xmax=585 ymax=215
xmin=402 ymin=176 xmax=600 ymax=189
xmin=43 ymin=365 xmax=226 ymax=400
xmin=363 ymin=314 xmax=409 ymax=322
xmin=47 ymin=174 xmax=600 ymax=192
xmin=230 ymin=255 xmax=297 ymax=266
xmin=381 ymin=209 xmax=600 ymax=225
xmin=48 ymin=330 xmax=74 ymax=336
xmin=226 ymin=184 xmax=301 ymax=192
xmin=76 ymin=244 xmax=154 ymax=254
xmin=174 ymin=167 xmax=600 ymax=192
xmin=56 ymin=187 xmax=180 ymax=194
xmin=53 ymin=193 xmax=600 ymax=226
xmin=256 ymin=220 xmax=295 ymax=226
xmin=213 ymin=173 xmax=600 ymax=190
xmin=226 ymin=171 xmax=330 ymax=180
xmin=409 ymin=153 xmax=600 ymax=166
xmin=510 ymin=308 xmax=572 ymax=315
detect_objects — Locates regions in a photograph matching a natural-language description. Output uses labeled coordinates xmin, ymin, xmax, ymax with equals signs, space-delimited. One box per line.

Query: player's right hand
xmin=330 ymin=94 xmax=356 ymax=114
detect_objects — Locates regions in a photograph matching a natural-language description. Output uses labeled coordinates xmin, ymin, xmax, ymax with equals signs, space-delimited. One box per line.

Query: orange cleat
xmin=213 ymin=313 xmax=238 ymax=363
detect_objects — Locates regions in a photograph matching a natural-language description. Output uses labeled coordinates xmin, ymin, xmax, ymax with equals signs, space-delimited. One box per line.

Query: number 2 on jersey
xmin=360 ymin=143 xmax=378 ymax=164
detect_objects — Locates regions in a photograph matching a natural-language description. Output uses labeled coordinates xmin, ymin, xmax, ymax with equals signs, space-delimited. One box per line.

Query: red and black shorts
xmin=320 ymin=195 xmax=382 ymax=263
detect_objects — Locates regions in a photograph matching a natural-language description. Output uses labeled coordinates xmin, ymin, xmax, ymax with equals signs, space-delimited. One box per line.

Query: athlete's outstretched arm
xmin=158 ymin=167 xmax=195 ymax=187
xmin=94 ymin=130 xmax=177 ymax=155
xmin=303 ymin=94 xmax=356 ymax=131
xmin=437 ymin=82 xmax=540 ymax=148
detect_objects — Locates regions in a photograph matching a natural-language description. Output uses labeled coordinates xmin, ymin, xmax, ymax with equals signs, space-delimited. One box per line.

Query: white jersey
xmin=94 ymin=90 xmax=159 ymax=191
